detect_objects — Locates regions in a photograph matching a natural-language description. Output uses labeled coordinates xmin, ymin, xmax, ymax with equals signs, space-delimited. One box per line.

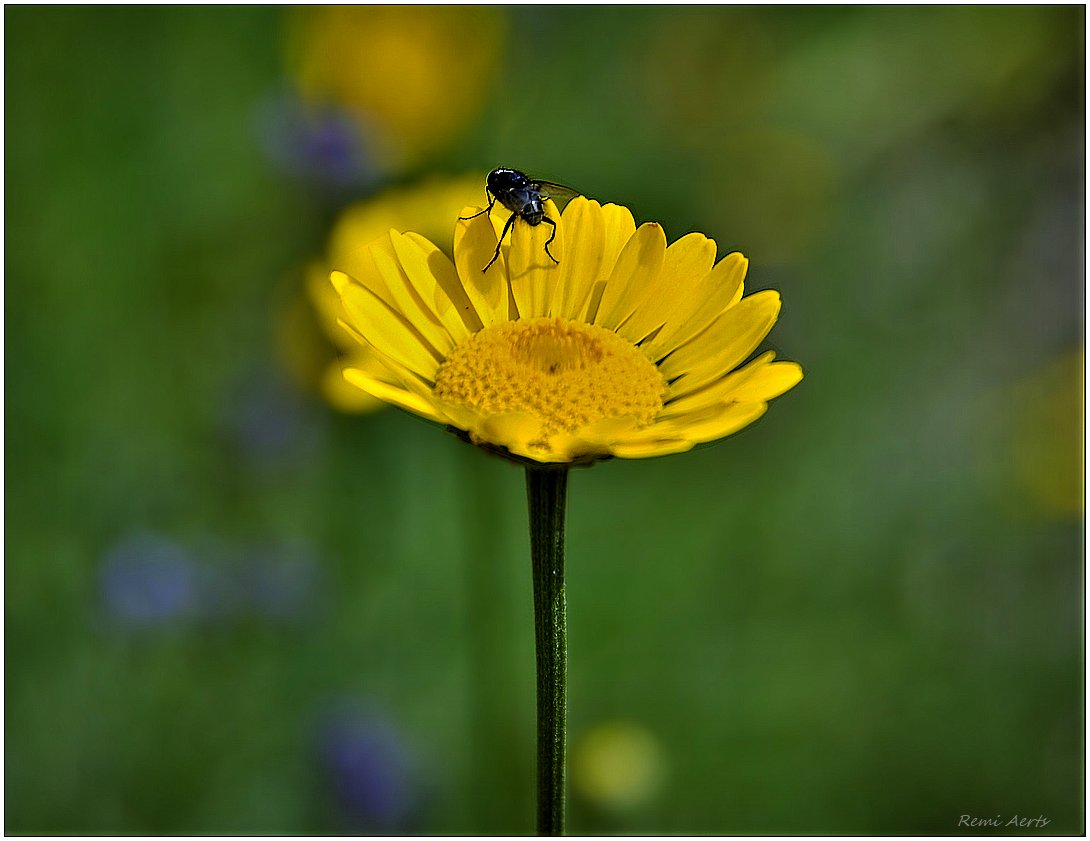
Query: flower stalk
xmin=526 ymin=465 xmax=569 ymax=836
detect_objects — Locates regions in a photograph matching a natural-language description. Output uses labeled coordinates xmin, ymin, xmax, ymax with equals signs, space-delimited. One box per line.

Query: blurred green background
xmin=5 ymin=6 xmax=1084 ymax=835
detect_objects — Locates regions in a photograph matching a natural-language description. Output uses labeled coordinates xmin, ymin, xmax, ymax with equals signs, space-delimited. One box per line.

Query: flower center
xmin=434 ymin=317 xmax=666 ymax=445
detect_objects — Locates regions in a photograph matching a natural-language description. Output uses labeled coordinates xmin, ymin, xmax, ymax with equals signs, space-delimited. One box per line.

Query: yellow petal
xmin=664 ymin=357 xmax=801 ymax=417
xmin=623 ymin=401 xmax=768 ymax=450
xmin=657 ymin=290 xmax=781 ymax=391
xmin=454 ymin=207 xmax=508 ymax=325
xmin=342 ymin=367 xmax=445 ymax=423
xmin=578 ymin=414 xmax=643 ymax=441
xmin=335 ymin=318 xmax=439 ymax=399
xmin=678 ymin=401 xmax=769 ymax=444
xmin=662 ymin=351 xmax=776 ymax=416
xmin=561 ymin=415 xmax=644 ymax=461
xmin=608 ymin=437 xmax=696 ymax=459
xmin=728 ymin=361 xmax=803 ymax=403
xmin=321 ymin=362 xmax=388 ymax=413
xmin=333 ymin=271 xmax=444 ymax=379
xmin=330 ymin=239 xmax=395 ymax=309
xmin=539 ymin=432 xmax=604 ymax=464
xmin=615 ymin=401 xmax=725 ymax=443
xmin=641 ymin=252 xmax=746 ymax=360
xmin=476 ymin=411 xmax=548 ymax=459
xmin=618 ymin=233 xmax=717 ymax=344
xmin=344 ymin=339 xmax=404 ymax=382
xmin=369 ymin=234 xmax=455 ymax=356
xmin=568 ymin=202 xmax=637 ymax=321
xmin=593 ymin=222 xmax=667 ymax=330
xmin=394 ymin=231 xmax=483 ymax=336
xmin=508 ymin=199 xmax=564 ymax=320
xmin=599 ymin=203 xmax=637 ymax=273
xmin=550 ymin=197 xmax=605 ymax=319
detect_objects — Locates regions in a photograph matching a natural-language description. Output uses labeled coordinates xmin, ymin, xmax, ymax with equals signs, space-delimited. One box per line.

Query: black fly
xmin=460 ymin=168 xmax=580 ymax=273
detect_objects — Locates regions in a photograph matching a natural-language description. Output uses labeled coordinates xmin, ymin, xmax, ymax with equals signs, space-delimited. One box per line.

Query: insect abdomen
xmin=522 ymin=200 xmax=545 ymax=225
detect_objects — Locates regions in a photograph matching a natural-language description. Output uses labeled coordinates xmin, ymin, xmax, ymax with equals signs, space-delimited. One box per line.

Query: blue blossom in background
xmin=100 ymin=533 xmax=326 ymax=629
xmin=255 ymin=90 xmax=379 ymax=195
xmin=316 ymin=706 xmax=424 ymax=833
xmin=99 ymin=532 xmax=197 ymax=626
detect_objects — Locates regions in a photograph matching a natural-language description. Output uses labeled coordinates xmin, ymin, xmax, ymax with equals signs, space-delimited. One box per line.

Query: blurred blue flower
xmin=100 ymin=533 xmax=327 ymax=630
xmin=316 ymin=706 xmax=423 ymax=833
xmin=99 ymin=532 xmax=197 ymax=626
xmin=255 ymin=90 xmax=380 ymax=194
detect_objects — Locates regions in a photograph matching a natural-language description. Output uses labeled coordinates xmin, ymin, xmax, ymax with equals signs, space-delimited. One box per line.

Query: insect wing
xmin=531 ymin=179 xmax=581 ymax=205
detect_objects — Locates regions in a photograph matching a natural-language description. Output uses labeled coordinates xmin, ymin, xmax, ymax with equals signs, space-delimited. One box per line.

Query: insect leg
xmin=541 ymin=215 xmax=560 ymax=265
xmin=459 ymin=193 xmax=496 ymax=221
xmin=482 ymin=212 xmax=518 ymax=273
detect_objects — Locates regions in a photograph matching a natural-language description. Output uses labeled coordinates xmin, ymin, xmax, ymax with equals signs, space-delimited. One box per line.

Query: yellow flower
xmin=997 ymin=348 xmax=1083 ymax=519
xmin=573 ymin=721 xmax=665 ymax=812
xmin=285 ymin=7 xmax=503 ymax=171
xmin=292 ymin=175 xmax=488 ymax=413
xmin=331 ymin=197 xmax=802 ymax=463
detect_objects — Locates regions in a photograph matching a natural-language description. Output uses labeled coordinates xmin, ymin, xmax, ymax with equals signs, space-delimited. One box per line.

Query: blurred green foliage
xmin=5 ymin=6 xmax=1083 ymax=835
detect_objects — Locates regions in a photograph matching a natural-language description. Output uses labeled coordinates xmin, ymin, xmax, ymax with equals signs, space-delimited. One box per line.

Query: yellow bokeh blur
xmin=572 ymin=721 xmax=665 ymax=812
xmin=1007 ymin=348 xmax=1084 ymax=519
xmin=285 ymin=7 xmax=504 ymax=171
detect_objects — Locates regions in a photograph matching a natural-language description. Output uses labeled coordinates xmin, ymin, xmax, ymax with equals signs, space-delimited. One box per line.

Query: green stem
xmin=526 ymin=466 xmax=569 ymax=836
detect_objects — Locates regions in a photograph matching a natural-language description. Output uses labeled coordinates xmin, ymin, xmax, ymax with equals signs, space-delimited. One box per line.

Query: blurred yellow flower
xmin=1006 ymin=348 xmax=1083 ymax=519
xmin=285 ymin=7 xmax=503 ymax=170
xmin=572 ymin=721 xmax=665 ymax=812
xmin=331 ymin=196 xmax=802 ymax=463
xmin=280 ymin=175 xmax=488 ymax=413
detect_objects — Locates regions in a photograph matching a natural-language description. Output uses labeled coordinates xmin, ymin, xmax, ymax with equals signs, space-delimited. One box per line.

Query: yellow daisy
xmin=331 ymin=196 xmax=802 ymax=464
